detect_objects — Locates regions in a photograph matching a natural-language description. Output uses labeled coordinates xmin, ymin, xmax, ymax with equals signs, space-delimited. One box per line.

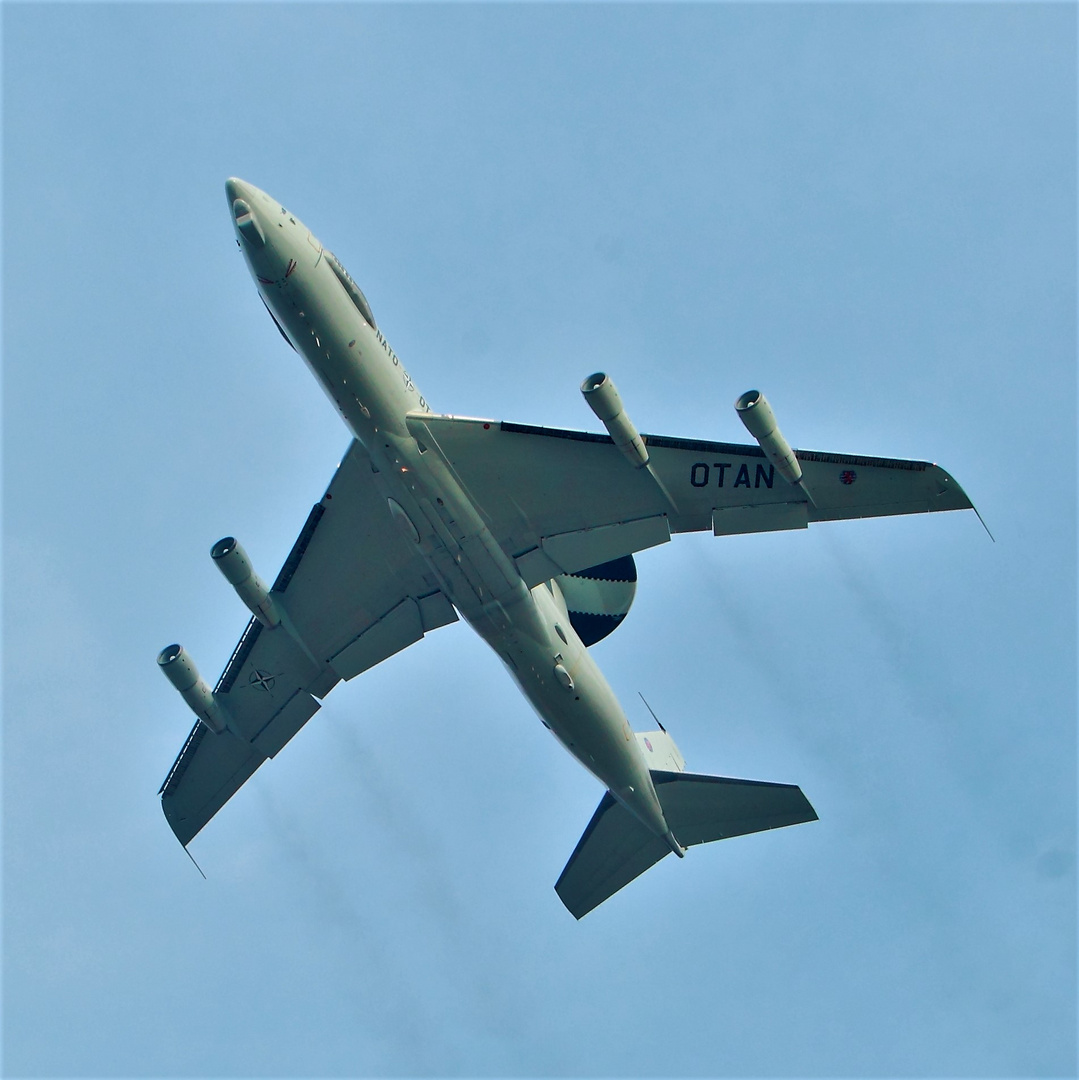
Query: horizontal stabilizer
xmin=651 ymin=769 xmax=818 ymax=844
xmin=555 ymin=771 xmax=816 ymax=919
xmin=555 ymin=793 xmax=671 ymax=920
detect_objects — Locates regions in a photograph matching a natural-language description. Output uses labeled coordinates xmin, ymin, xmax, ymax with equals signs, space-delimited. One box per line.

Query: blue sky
xmin=3 ymin=4 xmax=1075 ymax=1077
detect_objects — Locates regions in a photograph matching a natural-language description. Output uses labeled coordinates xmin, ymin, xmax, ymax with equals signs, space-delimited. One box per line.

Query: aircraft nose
xmin=225 ymin=176 xmax=255 ymax=204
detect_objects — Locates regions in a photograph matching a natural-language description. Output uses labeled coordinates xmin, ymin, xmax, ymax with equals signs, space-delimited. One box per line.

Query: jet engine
xmin=157 ymin=644 xmax=228 ymax=734
xmin=735 ymin=390 xmax=805 ymax=489
xmin=581 ymin=373 xmax=649 ymax=469
xmin=211 ymin=537 xmax=280 ymax=628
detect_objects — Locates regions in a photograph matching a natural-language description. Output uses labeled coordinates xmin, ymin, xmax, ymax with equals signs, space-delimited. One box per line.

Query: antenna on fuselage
xmin=638 ymin=692 xmax=667 ymax=732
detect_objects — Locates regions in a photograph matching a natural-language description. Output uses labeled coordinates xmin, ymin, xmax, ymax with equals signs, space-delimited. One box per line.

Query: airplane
xmin=158 ymin=178 xmax=975 ymax=918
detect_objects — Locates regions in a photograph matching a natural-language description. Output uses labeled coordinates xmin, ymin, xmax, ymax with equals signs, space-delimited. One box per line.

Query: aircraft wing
xmin=406 ymin=413 xmax=973 ymax=586
xmin=159 ymin=439 xmax=458 ymax=846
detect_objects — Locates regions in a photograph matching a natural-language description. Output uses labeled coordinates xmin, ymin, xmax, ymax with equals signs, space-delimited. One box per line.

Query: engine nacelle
xmin=157 ymin=644 xmax=228 ymax=734
xmin=735 ymin=390 xmax=804 ymax=487
xmin=211 ymin=537 xmax=280 ymax=628
xmin=581 ymin=372 xmax=649 ymax=469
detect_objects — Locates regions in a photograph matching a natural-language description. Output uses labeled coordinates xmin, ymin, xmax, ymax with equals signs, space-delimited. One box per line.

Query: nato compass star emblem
xmin=248 ymin=668 xmax=281 ymax=694
xmin=839 ymin=469 xmax=857 ymax=485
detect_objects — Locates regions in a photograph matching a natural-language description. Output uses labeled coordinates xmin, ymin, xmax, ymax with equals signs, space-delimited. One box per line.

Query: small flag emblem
xmin=839 ymin=470 xmax=857 ymax=485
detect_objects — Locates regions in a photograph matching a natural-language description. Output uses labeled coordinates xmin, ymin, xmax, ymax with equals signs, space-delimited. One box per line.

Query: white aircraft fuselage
xmin=225 ymin=178 xmax=683 ymax=856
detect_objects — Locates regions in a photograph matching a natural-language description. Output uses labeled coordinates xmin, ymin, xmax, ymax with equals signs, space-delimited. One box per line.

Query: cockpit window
xmin=325 ymin=251 xmax=377 ymax=329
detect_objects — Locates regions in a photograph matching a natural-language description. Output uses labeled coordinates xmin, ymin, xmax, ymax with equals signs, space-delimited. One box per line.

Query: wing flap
xmin=712 ymin=501 xmax=808 ymax=536
xmin=330 ymin=597 xmax=424 ymax=681
xmin=515 ymin=514 xmax=670 ymax=586
xmin=251 ymin=688 xmax=321 ymax=759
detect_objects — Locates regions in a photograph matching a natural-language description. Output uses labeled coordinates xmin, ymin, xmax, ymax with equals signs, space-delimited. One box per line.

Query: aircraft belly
xmin=469 ymin=582 xmax=669 ymax=840
xmin=382 ymin=460 xmax=664 ymax=836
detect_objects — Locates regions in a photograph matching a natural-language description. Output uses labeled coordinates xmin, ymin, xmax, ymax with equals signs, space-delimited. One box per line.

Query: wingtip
xmin=945 ymin=468 xmax=993 ymax=541
xmin=933 ymin=466 xmax=988 ymax=538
